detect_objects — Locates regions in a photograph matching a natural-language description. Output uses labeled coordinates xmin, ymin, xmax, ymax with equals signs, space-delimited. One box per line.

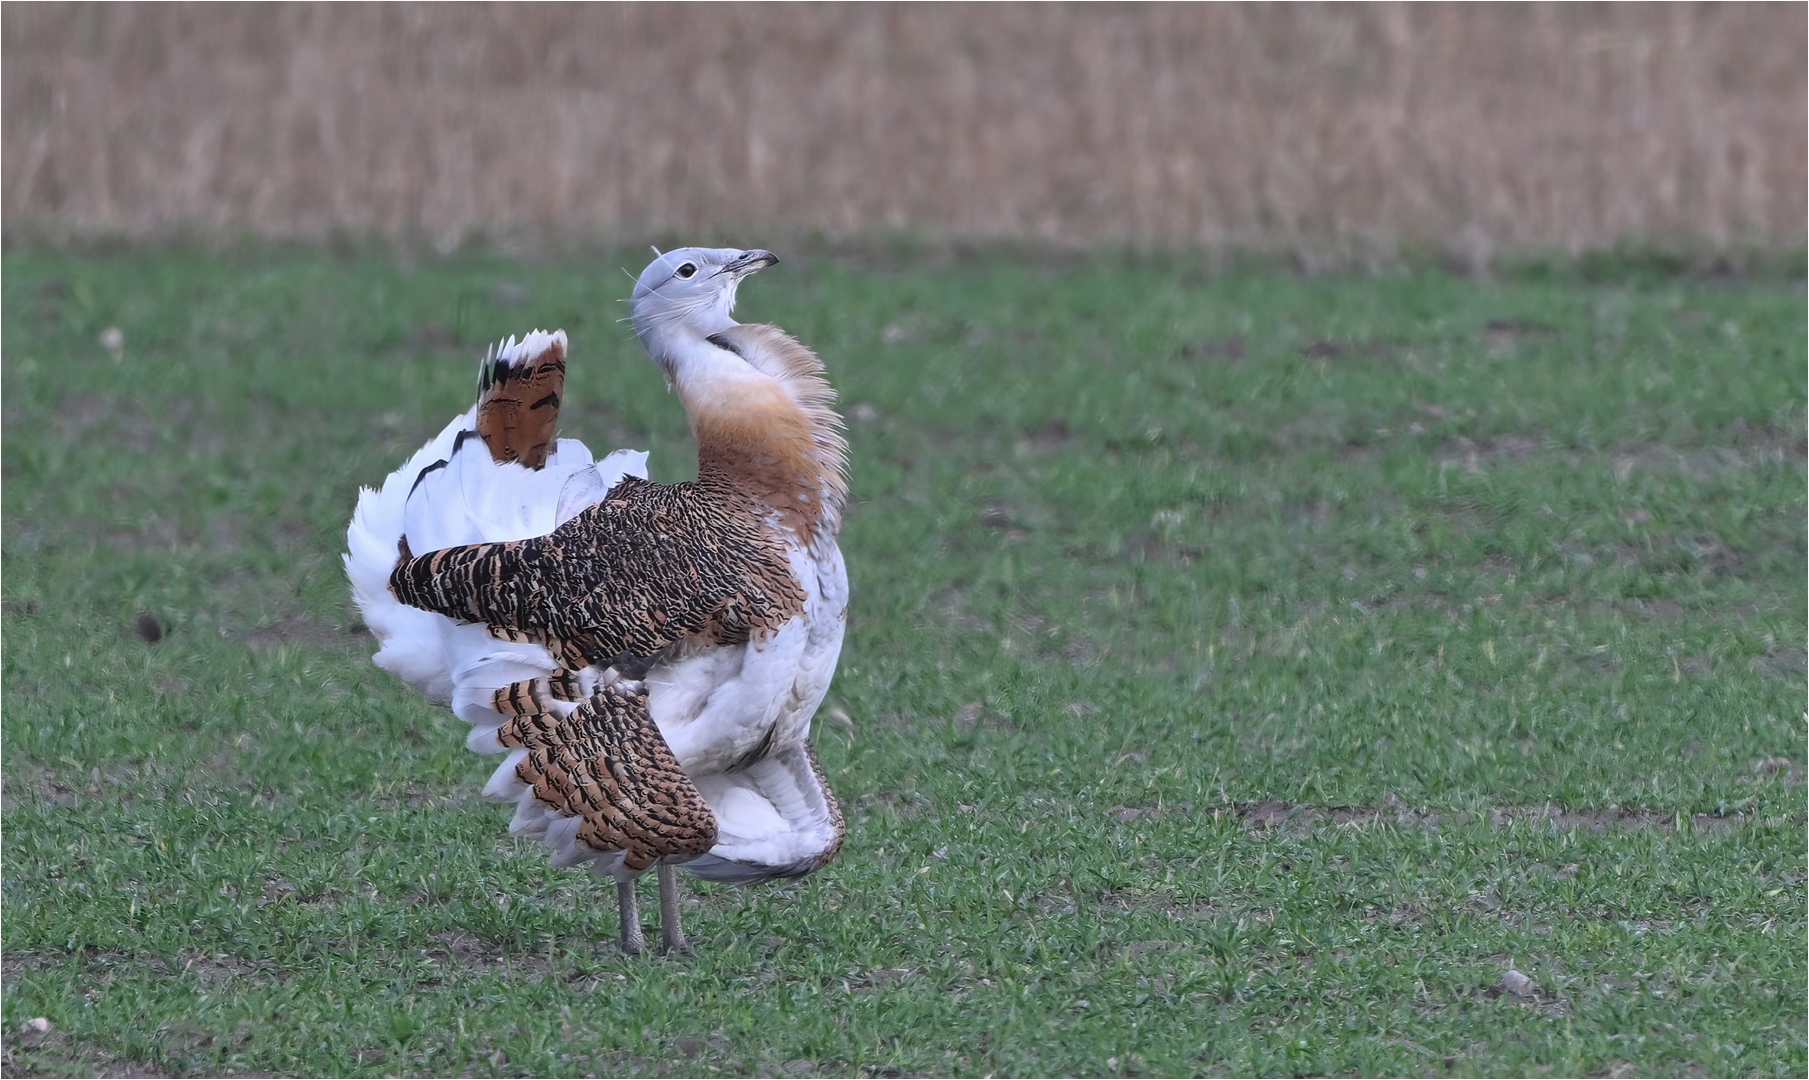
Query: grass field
xmin=2 ymin=244 xmax=1804 ymax=1076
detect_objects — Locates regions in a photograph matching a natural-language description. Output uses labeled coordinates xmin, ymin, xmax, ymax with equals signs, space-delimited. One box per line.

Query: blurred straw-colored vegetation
xmin=3 ymin=3 xmax=1803 ymax=256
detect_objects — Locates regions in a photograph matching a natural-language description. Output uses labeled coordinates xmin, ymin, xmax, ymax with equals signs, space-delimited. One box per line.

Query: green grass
xmin=3 ymin=244 xmax=1803 ymax=1077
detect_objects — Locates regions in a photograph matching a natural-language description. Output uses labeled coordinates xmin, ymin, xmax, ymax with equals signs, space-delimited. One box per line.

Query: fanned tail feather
xmin=344 ymin=330 xmax=646 ymax=704
xmin=345 ymin=408 xmax=478 ymax=703
xmin=476 ymin=330 xmax=568 ymax=469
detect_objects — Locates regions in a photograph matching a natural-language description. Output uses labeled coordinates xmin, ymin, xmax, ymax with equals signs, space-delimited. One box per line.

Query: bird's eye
xmin=675 ymin=263 xmax=697 ymax=279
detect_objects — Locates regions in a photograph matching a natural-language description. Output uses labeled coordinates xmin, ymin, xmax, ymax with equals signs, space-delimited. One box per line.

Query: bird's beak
xmin=719 ymin=249 xmax=779 ymax=277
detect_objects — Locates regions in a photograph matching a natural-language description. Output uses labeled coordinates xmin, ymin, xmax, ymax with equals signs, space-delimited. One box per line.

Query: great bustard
xmin=345 ymin=248 xmax=848 ymax=954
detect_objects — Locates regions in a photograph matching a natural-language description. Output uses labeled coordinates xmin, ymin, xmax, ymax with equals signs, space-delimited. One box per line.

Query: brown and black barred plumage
xmin=388 ymin=472 xmax=808 ymax=669
xmin=492 ymin=680 xmax=717 ymax=873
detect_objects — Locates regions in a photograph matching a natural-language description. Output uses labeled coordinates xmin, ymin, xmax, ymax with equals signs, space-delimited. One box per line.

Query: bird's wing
xmin=470 ymin=678 xmax=718 ymax=877
xmin=388 ymin=478 xmax=809 ymax=668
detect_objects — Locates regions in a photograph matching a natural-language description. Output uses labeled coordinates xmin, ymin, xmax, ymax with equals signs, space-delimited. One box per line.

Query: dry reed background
xmin=3 ymin=3 xmax=1803 ymax=255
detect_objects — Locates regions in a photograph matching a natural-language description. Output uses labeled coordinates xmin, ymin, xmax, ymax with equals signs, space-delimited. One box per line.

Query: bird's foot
xmin=659 ymin=926 xmax=692 ymax=957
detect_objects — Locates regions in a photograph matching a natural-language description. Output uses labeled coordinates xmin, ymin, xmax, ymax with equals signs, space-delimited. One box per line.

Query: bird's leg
xmin=657 ymin=861 xmax=691 ymax=955
xmin=617 ymin=878 xmax=646 ymax=957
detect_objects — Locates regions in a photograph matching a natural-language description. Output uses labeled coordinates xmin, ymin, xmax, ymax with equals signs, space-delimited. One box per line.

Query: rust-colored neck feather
xmin=678 ymin=324 xmax=847 ymax=545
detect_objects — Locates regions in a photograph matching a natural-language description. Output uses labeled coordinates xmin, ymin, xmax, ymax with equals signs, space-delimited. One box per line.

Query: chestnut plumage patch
xmin=475 ymin=335 xmax=566 ymax=469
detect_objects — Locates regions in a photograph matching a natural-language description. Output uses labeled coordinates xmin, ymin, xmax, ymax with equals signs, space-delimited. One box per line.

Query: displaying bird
xmin=344 ymin=248 xmax=848 ymax=955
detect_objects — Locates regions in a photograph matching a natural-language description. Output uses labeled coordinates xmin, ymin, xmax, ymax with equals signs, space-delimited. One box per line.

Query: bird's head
xmin=629 ymin=247 xmax=778 ymax=364
xmin=626 ymin=245 xmax=844 ymax=527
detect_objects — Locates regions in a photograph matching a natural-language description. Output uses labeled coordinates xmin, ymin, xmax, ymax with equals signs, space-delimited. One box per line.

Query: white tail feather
xmin=345 ymin=408 xmax=477 ymax=703
xmin=684 ymin=746 xmax=841 ymax=882
xmin=344 ymin=381 xmax=646 ymax=706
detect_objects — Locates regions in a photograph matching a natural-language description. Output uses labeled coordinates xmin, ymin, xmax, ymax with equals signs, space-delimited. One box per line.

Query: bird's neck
xmin=664 ymin=326 xmax=846 ymax=544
